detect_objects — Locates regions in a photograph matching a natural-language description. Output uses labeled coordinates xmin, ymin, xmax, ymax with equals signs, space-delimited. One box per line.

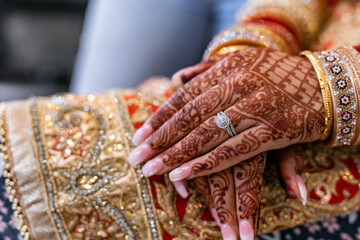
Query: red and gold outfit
xmin=3 ymin=1 xmax=360 ymax=240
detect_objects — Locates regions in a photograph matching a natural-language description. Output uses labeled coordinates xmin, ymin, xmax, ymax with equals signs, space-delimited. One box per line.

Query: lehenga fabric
xmin=0 ymin=77 xmax=360 ymax=240
xmin=3 ymin=1 xmax=360 ymax=240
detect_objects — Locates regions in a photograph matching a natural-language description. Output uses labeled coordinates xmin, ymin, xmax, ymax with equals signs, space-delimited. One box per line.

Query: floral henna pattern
xmin=189 ymin=48 xmax=324 ymax=176
xmin=146 ymin=48 xmax=264 ymax=150
xmin=208 ymin=170 xmax=235 ymax=224
xmin=234 ymin=153 xmax=266 ymax=232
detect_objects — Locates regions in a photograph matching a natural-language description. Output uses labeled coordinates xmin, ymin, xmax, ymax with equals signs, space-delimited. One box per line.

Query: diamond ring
xmin=216 ymin=111 xmax=237 ymax=137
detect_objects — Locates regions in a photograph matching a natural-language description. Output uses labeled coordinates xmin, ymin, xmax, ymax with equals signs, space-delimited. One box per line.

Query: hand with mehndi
xmin=191 ymin=145 xmax=307 ymax=240
xmin=128 ymin=47 xmax=324 ymax=179
xmin=128 ymin=47 xmax=318 ymax=239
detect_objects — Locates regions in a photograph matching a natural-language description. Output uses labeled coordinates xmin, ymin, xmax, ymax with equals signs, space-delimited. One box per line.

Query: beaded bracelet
xmin=203 ymin=23 xmax=290 ymax=59
xmin=315 ymin=49 xmax=358 ymax=146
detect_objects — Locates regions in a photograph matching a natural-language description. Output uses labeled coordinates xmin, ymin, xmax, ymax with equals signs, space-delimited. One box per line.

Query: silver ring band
xmin=216 ymin=111 xmax=237 ymax=137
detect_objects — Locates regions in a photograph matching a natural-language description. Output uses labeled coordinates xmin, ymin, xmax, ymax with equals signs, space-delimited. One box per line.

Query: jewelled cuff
xmin=203 ymin=23 xmax=291 ymax=59
xmin=315 ymin=48 xmax=359 ymax=146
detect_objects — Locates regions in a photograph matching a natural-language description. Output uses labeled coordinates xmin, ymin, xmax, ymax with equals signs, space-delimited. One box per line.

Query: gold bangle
xmin=204 ymin=23 xmax=291 ymax=59
xmin=300 ymin=50 xmax=333 ymax=141
xmin=214 ymin=44 xmax=252 ymax=56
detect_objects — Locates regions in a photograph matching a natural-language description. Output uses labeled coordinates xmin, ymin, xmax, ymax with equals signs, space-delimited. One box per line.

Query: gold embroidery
xmin=3 ymin=80 xmax=360 ymax=239
xmin=155 ymin=176 xmax=221 ymax=240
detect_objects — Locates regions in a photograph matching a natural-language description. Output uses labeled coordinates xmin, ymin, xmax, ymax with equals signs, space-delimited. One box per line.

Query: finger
xmin=193 ymin=176 xmax=221 ymax=224
xmin=234 ymin=153 xmax=266 ymax=240
xmin=168 ymin=124 xmax=286 ymax=180
xmin=131 ymin=73 xmax=257 ymax=167
xmin=131 ymin=48 xmax=260 ymax=146
xmin=132 ymin=59 xmax=229 ymax=146
xmin=194 ymin=176 xmax=214 ymax=208
xmin=171 ymin=60 xmax=216 ymax=87
xmin=173 ymin=180 xmax=189 ymax=199
xmin=144 ymin=74 xmax=252 ymax=153
xmin=209 ymin=169 xmax=238 ymax=240
xmin=276 ymin=146 xmax=307 ymax=205
xmin=141 ymin=107 xmax=256 ymax=177
xmin=171 ymin=54 xmax=230 ymax=87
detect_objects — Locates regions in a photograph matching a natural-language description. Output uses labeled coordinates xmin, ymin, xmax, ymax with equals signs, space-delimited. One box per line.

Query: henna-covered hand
xmin=129 ymin=47 xmax=324 ymax=181
xmin=197 ymin=149 xmax=307 ymax=240
xmin=201 ymin=153 xmax=266 ymax=240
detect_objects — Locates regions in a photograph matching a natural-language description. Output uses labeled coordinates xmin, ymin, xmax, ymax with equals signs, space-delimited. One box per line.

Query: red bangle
xmin=244 ymin=18 xmax=302 ymax=54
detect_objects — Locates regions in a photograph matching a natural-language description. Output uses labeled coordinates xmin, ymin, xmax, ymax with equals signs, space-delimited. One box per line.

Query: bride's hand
xmin=194 ymin=147 xmax=307 ymax=240
xmin=128 ymin=47 xmax=324 ymax=181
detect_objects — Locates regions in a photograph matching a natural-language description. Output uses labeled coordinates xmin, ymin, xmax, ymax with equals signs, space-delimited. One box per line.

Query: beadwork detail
xmin=316 ymin=49 xmax=358 ymax=146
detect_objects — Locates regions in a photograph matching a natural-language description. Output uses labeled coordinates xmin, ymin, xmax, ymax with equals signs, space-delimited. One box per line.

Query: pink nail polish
xmin=211 ymin=208 xmax=220 ymax=225
xmin=239 ymin=220 xmax=254 ymax=240
xmin=220 ymin=224 xmax=237 ymax=240
xmin=169 ymin=166 xmax=191 ymax=181
xmin=141 ymin=158 xmax=164 ymax=177
xmin=296 ymin=175 xmax=307 ymax=206
xmin=132 ymin=124 xmax=153 ymax=146
xmin=128 ymin=144 xmax=151 ymax=167
xmin=173 ymin=181 xmax=189 ymax=198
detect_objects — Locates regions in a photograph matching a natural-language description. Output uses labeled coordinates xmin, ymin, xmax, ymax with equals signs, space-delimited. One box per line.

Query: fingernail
xmin=173 ymin=181 xmax=189 ymax=198
xmin=220 ymin=224 xmax=237 ymax=240
xmin=142 ymin=158 xmax=164 ymax=177
xmin=169 ymin=166 xmax=191 ymax=181
xmin=128 ymin=144 xmax=151 ymax=167
xmin=296 ymin=175 xmax=307 ymax=206
xmin=211 ymin=208 xmax=220 ymax=225
xmin=132 ymin=124 xmax=153 ymax=146
xmin=239 ymin=220 xmax=254 ymax=240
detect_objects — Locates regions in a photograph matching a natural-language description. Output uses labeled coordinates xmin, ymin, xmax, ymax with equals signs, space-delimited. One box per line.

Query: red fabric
xmin=309 ymin=158 xmax=360 ymax=204
xmin=354 ymin=45 xmax=360 ymax=53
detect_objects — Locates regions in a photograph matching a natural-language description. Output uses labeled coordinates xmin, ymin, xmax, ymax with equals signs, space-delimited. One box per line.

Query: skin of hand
xmin=128 ymin=47 xmax=324 ymax=183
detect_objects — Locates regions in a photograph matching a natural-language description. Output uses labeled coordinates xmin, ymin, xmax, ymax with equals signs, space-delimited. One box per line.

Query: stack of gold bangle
xmin=301 ymin=48 xmax=360 ymax=146
xmin=203 ymin=23 xmax=291 ymax=59
xmin=300 ymin=51 xmax=333 ymax=141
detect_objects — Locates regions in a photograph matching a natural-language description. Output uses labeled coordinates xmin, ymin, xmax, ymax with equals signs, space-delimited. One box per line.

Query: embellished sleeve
xmin=204 ymin=0 xmax=336 ymax=59
xmin=236 ymin=0 xmax=335 ymax=49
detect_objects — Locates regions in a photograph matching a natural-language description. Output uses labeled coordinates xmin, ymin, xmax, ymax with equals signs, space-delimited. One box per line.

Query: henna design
xmin=161 ymin=118 xmax=224 ymax=167
xmin=208 ymin=170 xmax=235 ymax=224
xmin=146 ymin=48 xmax=263 ymax=149
xmin=191 ymin=126 xmax=274 ymax=176
xmin=193 ymin=177 xmax=213 ymax=208
xmin=189 ymin=48 xmax=324 ymax=175
xmin=234 ymin=153 xmax=266 ymax=232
